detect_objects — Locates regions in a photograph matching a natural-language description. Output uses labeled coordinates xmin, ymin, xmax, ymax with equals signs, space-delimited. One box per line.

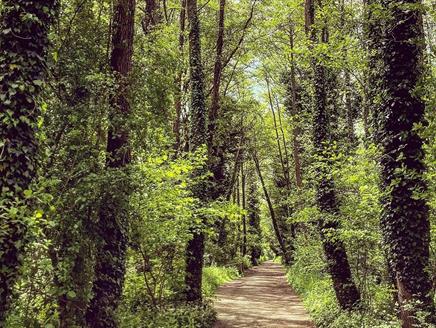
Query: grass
xmin=285 ymin=267 xmax=401 ymax=328
xmin=202 ymin=266 xmax=240 ymax=298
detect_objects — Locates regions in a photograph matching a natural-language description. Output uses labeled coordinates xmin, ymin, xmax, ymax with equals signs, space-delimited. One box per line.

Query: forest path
xmin=213 ymin=261 xmax=314 ymax=328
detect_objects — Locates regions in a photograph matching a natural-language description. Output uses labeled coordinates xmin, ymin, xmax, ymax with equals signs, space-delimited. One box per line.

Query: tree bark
xmin=0 ymin=0 xmax=57 ymax=323
xmin=184 ymin=0 xmax=207 ymax=303
xmin=266 ymin=75 xmax=290 ymax=188
xmin=252 ymin=152 xmax=291 ymax=264
xmin=377 ymin=0 xmax=435 ymax=324
xmin=284 ymin=22 xmax=303 ymax=188
xmin=85 ymin=1 xmax=135 ymax=327
xmin=208 ymin=0 xmax=225 ymax=142
xmin=306 ymin=0 xmax=361 ymax=310
xmin=247 ymin=175 xmax=262 ymax=265
xmin=207 ymin=0 xmax=227 ymax=201
xmin=344 ymin=70 xmax=356 ymax=146
xmin=173 ymin=0 xmax=186 ymax=152
xmin=364 ymin=0 xmax=384 ymax=142
xmin=241 ymin=161 xmax=247 ymax=257
xmin=141 ymin=0 xmax=161 ymax=34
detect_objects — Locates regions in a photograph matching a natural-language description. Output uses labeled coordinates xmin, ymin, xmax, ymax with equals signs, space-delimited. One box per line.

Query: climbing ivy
xmin=0 ymin=0 xmax=57 ymax=322
xmin=376 ymin=0 xmax=435 ymax=323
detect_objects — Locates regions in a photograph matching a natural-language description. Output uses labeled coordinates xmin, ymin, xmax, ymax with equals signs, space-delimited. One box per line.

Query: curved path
xmin=213 ymin=261 xmax=314 ymax=328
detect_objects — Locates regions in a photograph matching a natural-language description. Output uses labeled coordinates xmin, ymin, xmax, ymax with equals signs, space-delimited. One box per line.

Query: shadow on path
xmin=213 ymin=261 xmax=314 ymax=328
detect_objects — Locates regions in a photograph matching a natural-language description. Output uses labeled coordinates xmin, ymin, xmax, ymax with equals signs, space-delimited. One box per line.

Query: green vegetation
xmin=0 ymin=0 xmax=435 ymax=327
xmin=117 ymin=265 xmax=238 ymax=327
xmin=203 ymin=266 xmax=240 ymax=297
xmin=286 ymin=143 xmax=436 ymax=327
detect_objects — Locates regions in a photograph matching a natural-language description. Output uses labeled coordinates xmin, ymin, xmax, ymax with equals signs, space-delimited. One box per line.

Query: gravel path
xmin=213 ymin=261 xmax=314 ymax=328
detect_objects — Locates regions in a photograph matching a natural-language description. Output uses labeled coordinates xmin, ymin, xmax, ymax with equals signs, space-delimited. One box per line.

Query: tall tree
xmin=266 ymin=77 xmax=295 ymax=264
xmin=174 ymin=0 xmax=187 ymax=152
xmin=376 ymin=0 xmax=435 ymax=325
xmin=207 ymin=0 xmax=227 ymax=200
xmin=284 ymin=22 xmax=303 ymax=189
xmin=305 ymin=0 xmax=361 ymax=310
xmin=0 ymin=0 xmax=57 ymax=323
xmin=141 ymin=0 xmax=161 ymax=34
xmin=364 ymin=0 xmax=384 ymax=142
xmin=241 ymin=161 xmax=247 ymax=257
xmin=85 ymin=1 xmax=136 ymax=327
xmin=252 ymin=151 xmax=291 ymax=264
xmin=184 ymin=0 xmax=208 ymax=303
xmin=247 ymin=174 xmax=262 ymax=265
xmin=208 ymin=0 xmax=225 ymax=146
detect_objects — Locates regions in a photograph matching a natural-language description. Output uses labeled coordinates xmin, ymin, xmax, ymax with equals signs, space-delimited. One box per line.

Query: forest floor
xmin=213 ymin=261 xmax=314 ymax=328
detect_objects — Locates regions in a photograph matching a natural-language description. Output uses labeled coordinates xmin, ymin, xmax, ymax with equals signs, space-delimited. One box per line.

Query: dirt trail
xmin=213 ymin=261 xmax=314 ymax=328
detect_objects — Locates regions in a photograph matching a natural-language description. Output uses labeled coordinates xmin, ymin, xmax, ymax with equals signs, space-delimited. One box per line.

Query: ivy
xmin=0 ymin=0 xmax=57 ymax=323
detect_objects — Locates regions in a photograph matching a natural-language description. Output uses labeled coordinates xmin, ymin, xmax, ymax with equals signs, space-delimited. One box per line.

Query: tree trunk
xmin=287 ymin=24 xmax=303 ymax=188
xmin=85 ymin=1 xmax=135 ymax=327
xmin=305 ymin=0 xmax=361 ymax=310
xmin=344 ymin=70 xmax=356 ymax=146
xmin=141 ymin=0 xmax=161 ymax=34
xmin=184 ymin=0 xmax=207 ymax=303
xmin=173 ymin=0 xmax=186 ymax=152
xmin=284 ymin=22 xmax=303 ymax=189
xmin=247 ymin=175 xmax=262 ymax=265
xmin=0 ymin=1 xmax=57 ymax=323
xmin=313 ymin=58 xmax=361 ymax=312
xmin=252 ymin=152 xmax=291 ymax=265
xmin=364 ymin=0 xmax=384 ymax=142
xmin=208 ymin=0 xmax=225 ymax=140
xmin=339 ymin=0 xmax=356 ymax=147
xmin=207 ymin=0 xmax=227 ymax=201
xmin=377 ymin=0 xmax=435 ymax=324
xmin=241 ymin=161 xmax=247 ymax=257
xmin=266 ymin=75 xmax=291 ymax=188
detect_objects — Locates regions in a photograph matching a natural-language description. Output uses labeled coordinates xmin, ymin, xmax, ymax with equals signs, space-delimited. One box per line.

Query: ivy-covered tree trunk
xmin=184 ymin=0 xmax=207 ymax=303
xmin=207 ymin=0 xmax=227 ymax=201
xmin=377 ymin=0 xmax=435 ymax=325
xmin=241 ymin=162 xmax=247 ymax=257
xmin=247 ymin=176 xmax=262 ymax=265
xmin=306 ymin=0 xmax=361 ymax=310
xmin=0 ymin=1 xmax=57 ymax=323
xmin=208 ymin=0 xmax=225 ymax=142
xmin=284 ymin=22 xmax=303 ymax=189
xmin=313 ymin=57 xmax=361 ymax=312
xmin=85 ymin=1 xmax=135 ymax=327
xmin=364 ymin=0 xmax=384 ymax=142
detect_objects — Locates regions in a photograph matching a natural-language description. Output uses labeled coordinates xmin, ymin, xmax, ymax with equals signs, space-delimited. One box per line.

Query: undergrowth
xmin=202 ymin=266 xmax=240 ymax=297
xmin=118 ymin=265 xmax=239 ymax=327
xmin=285 ymin=233 xmax=401 ymax=328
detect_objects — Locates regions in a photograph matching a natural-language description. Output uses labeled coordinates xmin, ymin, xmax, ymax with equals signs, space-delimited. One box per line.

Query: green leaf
xmin=67 ymin=290 xmax=76 ymax=299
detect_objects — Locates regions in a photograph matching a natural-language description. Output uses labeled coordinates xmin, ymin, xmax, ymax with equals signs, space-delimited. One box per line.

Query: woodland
xmin=0 ymin=0 xmax=435 ymax=327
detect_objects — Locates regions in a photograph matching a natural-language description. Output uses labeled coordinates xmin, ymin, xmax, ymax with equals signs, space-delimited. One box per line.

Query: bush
xmin=119 ymin=302 xmax=216 ymax=328
xmin=117 ymin=265 xmax=238 ymax=327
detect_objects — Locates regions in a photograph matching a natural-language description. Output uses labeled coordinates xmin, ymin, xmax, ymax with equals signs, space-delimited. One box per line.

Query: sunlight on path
xmin=213 ymin=261 xmax=314 ymax=328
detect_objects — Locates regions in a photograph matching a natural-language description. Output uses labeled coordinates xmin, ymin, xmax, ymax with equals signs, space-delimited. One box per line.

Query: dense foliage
xmin=0 ymin=0 xmax=434 ymax=327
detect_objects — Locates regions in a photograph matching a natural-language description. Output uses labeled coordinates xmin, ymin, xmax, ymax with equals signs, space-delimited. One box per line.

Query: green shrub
xmin=119 ymin=302 xmax=216 ymax=328
xmin=117 ymin=265 xmax=238 ymax=327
